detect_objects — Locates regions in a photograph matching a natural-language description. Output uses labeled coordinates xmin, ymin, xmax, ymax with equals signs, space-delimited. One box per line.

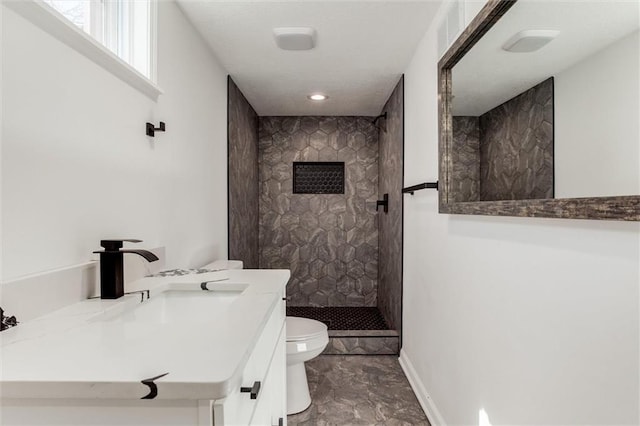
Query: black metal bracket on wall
xmin=402 ymin=181 xmax=438 ymax=195
xmin=376 ymin=193 xmax=389 ymax=213
xmin=0 ymin=307 xmax=18 ymax=331
xmin=146 ymin=121 xmax=166 ymax=137
xmin=372 ymin=112 xmax=387 ymax=131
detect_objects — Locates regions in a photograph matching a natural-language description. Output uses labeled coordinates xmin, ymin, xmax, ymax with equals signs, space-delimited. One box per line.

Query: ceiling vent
xmin=502 ymin=30 xmax=559 ymax=53
xmin=274 ymin=27 xmax=316 ymax=51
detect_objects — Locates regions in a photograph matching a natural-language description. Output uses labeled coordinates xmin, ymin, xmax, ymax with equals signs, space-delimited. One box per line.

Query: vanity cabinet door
xmin=212 ymin=300 xmax=285 ymax=425
xmin=249 ymin=323 xmax=286 ymax=426
xmin=270 ymin=325 xmax=287 ymax=426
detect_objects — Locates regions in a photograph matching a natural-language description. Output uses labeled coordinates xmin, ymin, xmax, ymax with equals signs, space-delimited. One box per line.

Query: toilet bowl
xmin=286 ymin=316 xmax=329 ymax=414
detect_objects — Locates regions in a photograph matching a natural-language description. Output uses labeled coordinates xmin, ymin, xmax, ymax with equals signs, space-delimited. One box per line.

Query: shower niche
xmin=293 ymin=162 xmax=345 ymax=194
xmin=228 ymin=77 xmax=404 ymax=355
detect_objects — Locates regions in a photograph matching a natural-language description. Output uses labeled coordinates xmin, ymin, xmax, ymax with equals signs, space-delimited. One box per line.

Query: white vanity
xmin=0 ymin=269 xmax=289 ymax=426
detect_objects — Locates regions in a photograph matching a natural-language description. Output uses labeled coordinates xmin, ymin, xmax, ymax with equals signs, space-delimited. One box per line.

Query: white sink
xmin=95 ymin=283 xmax=249 ymax=324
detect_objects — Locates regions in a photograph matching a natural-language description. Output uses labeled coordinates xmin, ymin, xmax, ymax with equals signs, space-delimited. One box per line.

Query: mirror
xmin=438 ymin=0 xmax=640 ymax=220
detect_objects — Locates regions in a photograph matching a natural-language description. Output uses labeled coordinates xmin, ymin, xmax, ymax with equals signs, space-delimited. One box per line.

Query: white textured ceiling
xmin=176 ymin=1 xmax=442 ymax=116
xmin=452 ymin=0 xmax=640 ymax=116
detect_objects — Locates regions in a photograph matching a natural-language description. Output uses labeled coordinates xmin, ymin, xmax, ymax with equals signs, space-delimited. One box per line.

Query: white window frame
xmin=5 ymin=0 xmax=162 ymax=101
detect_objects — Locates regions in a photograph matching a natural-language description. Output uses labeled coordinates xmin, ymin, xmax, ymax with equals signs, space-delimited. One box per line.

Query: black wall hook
xmin=146 ymin=122 xmax=166 ymax=137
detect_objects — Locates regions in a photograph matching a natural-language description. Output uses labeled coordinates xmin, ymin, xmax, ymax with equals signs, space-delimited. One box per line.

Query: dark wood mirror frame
xmin=438 ymin=0 xmax=640 ymax=221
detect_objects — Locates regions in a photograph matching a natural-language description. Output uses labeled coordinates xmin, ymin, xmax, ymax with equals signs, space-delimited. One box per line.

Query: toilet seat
xmin=286 ymin=316 xmax=327 ymax=342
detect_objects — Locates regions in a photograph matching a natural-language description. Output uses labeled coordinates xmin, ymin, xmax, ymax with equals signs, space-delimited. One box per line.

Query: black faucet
xmin=93 ymin=239 xmax=159 ymax=299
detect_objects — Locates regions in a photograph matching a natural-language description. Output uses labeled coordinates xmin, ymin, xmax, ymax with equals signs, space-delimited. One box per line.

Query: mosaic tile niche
xmin=259 ymin=117 xmax=379 ymax=307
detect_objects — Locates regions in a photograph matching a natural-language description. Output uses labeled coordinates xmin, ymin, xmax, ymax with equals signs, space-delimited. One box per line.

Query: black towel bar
xmin=402 ymin=182 xmax=438 ymax=195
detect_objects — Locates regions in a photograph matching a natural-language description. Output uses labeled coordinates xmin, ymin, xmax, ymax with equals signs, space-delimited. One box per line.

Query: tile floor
xmin=286 ymin=307 xmax=389 ymax=330
xmin=288 ymin=355 xmax=430 ymax=426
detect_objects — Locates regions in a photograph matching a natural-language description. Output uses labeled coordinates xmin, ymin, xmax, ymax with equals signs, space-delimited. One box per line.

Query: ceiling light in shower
xmin=308 ymin=93 xmax=328 ymax=101
xmin=502 ymin=30 xmax=559 ymax=53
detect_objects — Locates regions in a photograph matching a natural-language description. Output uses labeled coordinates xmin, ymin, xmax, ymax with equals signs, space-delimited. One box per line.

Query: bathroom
xmin=2 ymin=0 xmax=639 ymax=425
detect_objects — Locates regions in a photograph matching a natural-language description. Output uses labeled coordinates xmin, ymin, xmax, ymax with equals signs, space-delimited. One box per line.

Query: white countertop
xmin=0 ymin=269 xmax=289 ymax=401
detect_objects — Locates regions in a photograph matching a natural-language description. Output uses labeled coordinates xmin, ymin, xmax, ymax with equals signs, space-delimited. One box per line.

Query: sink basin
xmin=95 ymin=283 xmax=249 ymax=324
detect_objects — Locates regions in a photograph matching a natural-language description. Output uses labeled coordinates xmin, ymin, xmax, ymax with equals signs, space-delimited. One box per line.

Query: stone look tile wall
xmin=227 ymin=78 xmax=259 ymax=268
xmin=258 ymin=117 xmax=379 ymax=307
xmin=479 ymin=77 xmax=554 ymax=201
xmin=452 ymin=116 xmax=480 ymax=202
xmin=452 ymin=78 xmax=554 ymax=202
xmin=377 ymin=77 xmax=404 ymax=333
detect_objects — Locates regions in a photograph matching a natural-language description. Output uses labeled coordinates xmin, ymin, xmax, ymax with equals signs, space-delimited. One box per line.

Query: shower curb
xmin=323 ymin=333 xmax=399 ymax=355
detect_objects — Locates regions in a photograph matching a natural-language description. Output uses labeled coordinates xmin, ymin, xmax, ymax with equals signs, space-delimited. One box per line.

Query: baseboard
xmin=399 ymin=349 xmax=447 ymax=426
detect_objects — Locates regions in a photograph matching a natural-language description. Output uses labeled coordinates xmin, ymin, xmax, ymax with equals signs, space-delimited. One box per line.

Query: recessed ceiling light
xmin=308 ymin=93 xmax=328 ymax=101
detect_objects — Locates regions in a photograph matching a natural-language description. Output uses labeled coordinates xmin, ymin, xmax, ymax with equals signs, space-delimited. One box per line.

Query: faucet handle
xmin=100 ymin=239 xmax=143 ymax=251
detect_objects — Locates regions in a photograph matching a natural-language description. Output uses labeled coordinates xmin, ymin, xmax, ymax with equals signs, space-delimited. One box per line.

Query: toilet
xmin=286 ymin=316 xmax=329 ymax=414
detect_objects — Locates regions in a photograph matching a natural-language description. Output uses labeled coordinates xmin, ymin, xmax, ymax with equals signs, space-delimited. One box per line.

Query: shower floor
xmin=286 ymin=306 xmax=389 ymax=331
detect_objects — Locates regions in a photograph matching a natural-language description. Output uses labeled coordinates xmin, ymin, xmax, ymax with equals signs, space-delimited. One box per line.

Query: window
xmin=42 ymin=0 xmax=155 ymax=80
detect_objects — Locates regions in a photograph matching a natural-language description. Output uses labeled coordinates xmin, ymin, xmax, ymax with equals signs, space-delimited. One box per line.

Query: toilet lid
xmin=286 ymin=316 xmax=328 ymax=342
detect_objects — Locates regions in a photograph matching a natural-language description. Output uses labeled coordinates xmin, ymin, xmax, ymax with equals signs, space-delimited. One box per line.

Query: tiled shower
xmin=259 ymin=116 xmax=379 ymax=307
xmin=228 ymin=77 xmax=404 ymax=354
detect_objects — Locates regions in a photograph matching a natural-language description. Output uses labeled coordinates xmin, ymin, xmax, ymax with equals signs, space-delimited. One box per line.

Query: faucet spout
xmin=120 ymin=249 xmax=159 ymax=263
xmin=93 ymin=239 xmax=159 ymax=299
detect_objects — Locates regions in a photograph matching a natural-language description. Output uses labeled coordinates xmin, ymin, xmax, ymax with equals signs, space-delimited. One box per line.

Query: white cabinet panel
xmin=213 ymin=299 xmax=286 ymax=425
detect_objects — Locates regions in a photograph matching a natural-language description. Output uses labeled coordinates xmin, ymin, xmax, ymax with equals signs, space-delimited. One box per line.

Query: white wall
xmin=402 ymin=2 xmax=640 ymax=424
xmin=1 ymin=1 xmax=228 ymax=282
xmin=555 ymin=30 xmax=639 ymax=198
xmin=0 ymin=2 xmax=4 ymax=284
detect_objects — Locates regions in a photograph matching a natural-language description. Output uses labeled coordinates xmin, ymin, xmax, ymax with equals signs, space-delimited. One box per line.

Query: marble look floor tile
xmin=288 ymin=355 xmax=429 ymax=426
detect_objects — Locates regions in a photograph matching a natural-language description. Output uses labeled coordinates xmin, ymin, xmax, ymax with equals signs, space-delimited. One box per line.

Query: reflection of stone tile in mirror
xmin=479 ymin=78 xmax=554 ymax=201
xmin=452 ymin=79 xmax=553 ymax=202
xmin=451 ymin=116 xmax=480 ymax=202
xmin=451 ymin=0 xmax=638 ymax=199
